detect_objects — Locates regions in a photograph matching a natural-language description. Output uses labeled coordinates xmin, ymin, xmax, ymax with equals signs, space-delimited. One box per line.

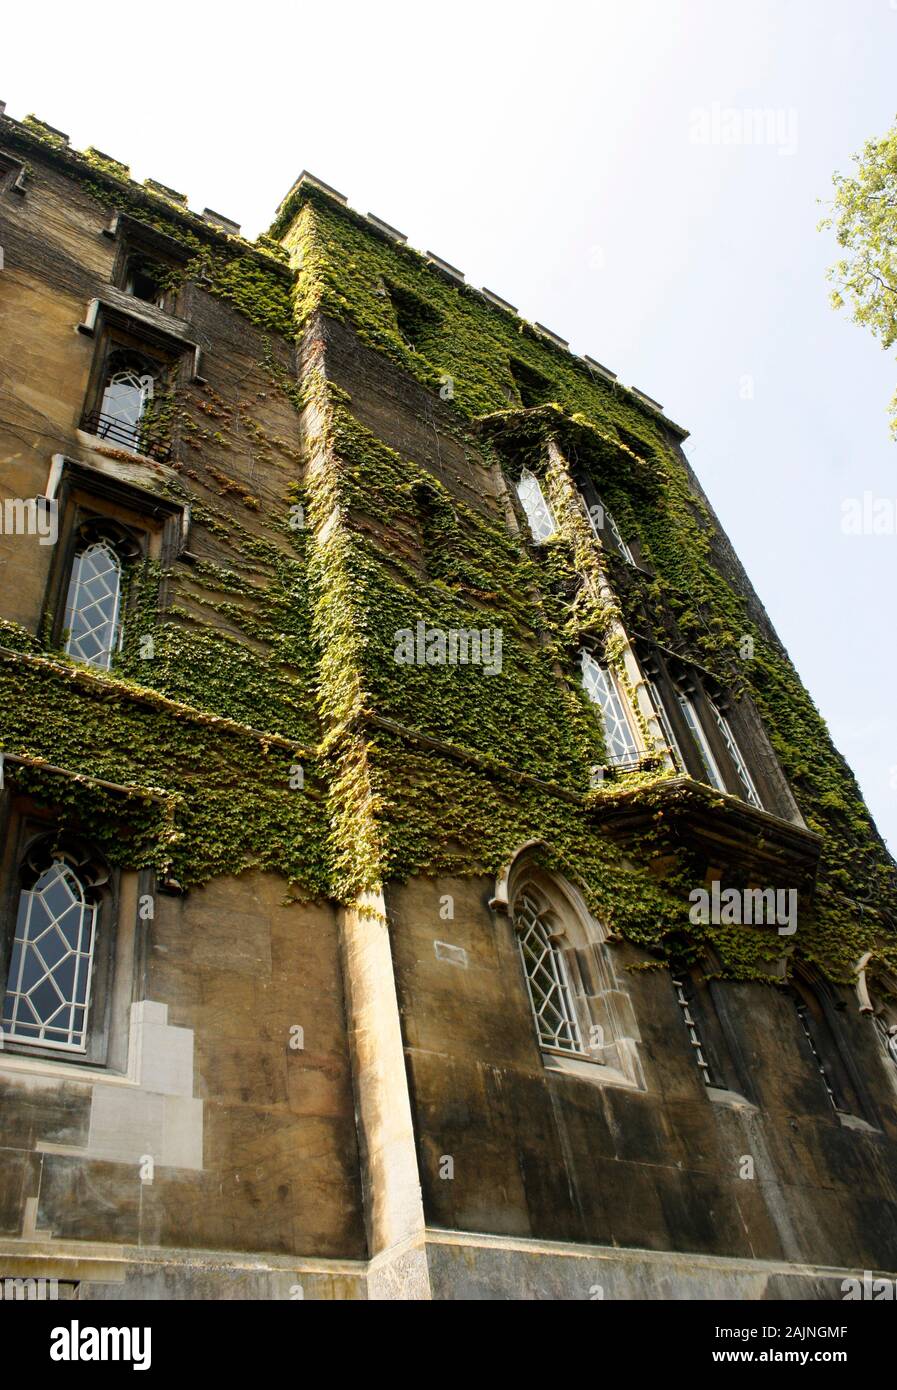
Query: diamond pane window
xmin=63 ymin=541 xmax=123 ymax=669
xmin=516 ymin=469 xmax=557 ymax=543
xmin=710 ymin=703 xmax=762 ymax=808
xmin=1 ymin=860 xmax=97 ymax=1052
xmin=580 ymin=649 xmax=639 ymax=765
xmin=676 ymin=689 xmax=725 ymax=791
xmin=515 ymin=893 xmax=583 ymax=1054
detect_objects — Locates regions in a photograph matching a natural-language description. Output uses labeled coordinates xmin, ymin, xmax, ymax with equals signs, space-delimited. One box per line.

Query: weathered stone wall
xmin=388 ymin=873 xmax=897 ymax=1278
xmin=0 ymin=872 xmax=364 ymax=1261
xmin=2 ymin=116 xmax=897 ymax=1301
xmin=0 ymin=131 xmax=364 ymax=1280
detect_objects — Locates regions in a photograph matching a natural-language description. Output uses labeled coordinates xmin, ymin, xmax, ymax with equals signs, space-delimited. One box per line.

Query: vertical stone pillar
xmin=340 ymin=890 xmax=431 ymax=1299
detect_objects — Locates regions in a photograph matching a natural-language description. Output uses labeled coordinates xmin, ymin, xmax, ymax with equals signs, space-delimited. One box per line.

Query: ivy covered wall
xmin=1 ymin=115 xmax=895 ymax=987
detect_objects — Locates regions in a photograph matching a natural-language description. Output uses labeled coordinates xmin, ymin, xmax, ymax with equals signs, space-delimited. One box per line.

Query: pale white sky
xmin=3 ymin=0 xmax=896 ymax=852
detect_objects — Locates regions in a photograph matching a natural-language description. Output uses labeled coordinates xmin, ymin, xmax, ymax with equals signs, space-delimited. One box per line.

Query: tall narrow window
xmin=63 ymin=540 xmax=123 ymax=669
xmin=794 ymin=997 xmax=840 ymax=1112
xmin=515 ymin=891 xmax=583 ymax=1055
xmin=646 ymin=679 xmax=685 ymax=770
xmin=671 ymin=973 xmax=716 ymax=1087
xmin=91 ymin=349 xmax=160 ymax=453
xmin=710 ymin=702 xmax=762 ymax=808
xmin=676 ymin=689 xmax=725 ymax=790
xmin=582 ymin=496 xmax=634 ymax=563
xmin=2 ymin=855 xmax=98 ymax=1053
xmin=581 ymin=649 xmax=639 ymax=765
xmin=516 ymin=469 xmax=557 ymax=543
xmin=791 ymin=977 xmax=866 ymax=1119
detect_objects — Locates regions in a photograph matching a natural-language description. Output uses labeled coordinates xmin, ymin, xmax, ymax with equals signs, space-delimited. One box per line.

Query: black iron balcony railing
xmin=81 ymin=409 xmax=142 ymax=451
xmin=80 ymin=410 xmax=169 ymax=459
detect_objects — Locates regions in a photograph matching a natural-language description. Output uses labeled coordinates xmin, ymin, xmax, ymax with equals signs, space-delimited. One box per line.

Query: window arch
xmin=1 ymin=834 xmax=108 ymax=1054
xmin=62 ymin=519 xmax=140 ymax=669
xmin=497 ymin=846 xmax=644 ymax=1089
xmin=515 ymin=887 xmax=584 ymax=1055
xmin=96 ymin=347 xmax=161 ymax=453
xmin=856 ymin=955 xmax=897 ymax=1073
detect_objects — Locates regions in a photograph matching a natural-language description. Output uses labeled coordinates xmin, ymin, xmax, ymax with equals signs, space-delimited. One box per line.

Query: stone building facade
xmin=0 ymin=105 xmax=896 ymax=1300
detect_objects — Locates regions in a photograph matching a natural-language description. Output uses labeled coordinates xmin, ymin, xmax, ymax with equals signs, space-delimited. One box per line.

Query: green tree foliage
xmin=822 ymin=118 xmax=897 ymax=436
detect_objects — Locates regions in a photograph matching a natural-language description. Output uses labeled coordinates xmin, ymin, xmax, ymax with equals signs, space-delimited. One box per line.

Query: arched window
xmin=580 ymin=648 xmax=640 ymax=766
xmin=498 ymin=847 xmax=644 ymax=1089
xmin=515 ymin=469 xmax=557 ymax=543
xmin=1 ymin=836 xmax=107 ymax=1053
xmin=63 ymin=539 xmax=123 ymax=668
xmin=96 ymin=348 xmax=160 ymax=453
xmin=856 ymin=958 xmax=897 ymax=1073
xmin=515 ymin=889 xmax=583 ymax=1054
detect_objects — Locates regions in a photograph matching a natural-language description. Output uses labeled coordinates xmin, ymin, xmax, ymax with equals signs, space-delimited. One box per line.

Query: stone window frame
xmin=856 ymin=954 xmax=897 ymax=1089
xmin=491 ymin=842 xmax=645 ymax=1091
xmin=636 ymin=642 xmax=788 ymax=816
xmin=668 ymin=955 xmax=758 ymax=1108
xmin=0 ymin=810 xmax=119 ymax=1069
xmin=40 ymin=457 xmax=188 ymax=662
xmin=103 ymin=212 xmax=192 ymax=317
xmin=790 ymin=964 xmax=879 ymax=1129
xmin=0 ymin=149 xmax=27 ymax=196
xmin=576 ymin=633 xmax=657 ymax=775
xmin=78 ymin=308 xmax=185 ymax=459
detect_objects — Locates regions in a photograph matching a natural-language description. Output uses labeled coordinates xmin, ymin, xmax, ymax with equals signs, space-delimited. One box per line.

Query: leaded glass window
xmin=516 ymin=469 xmax=557 ymax=543
xmin=676 ymin=689 xmax=725 ymax=791
xmin=710 ymin=703 xmax=762 ymax=808
xmin=583 ymin=497 xmax=634 ymax=563
xmin=515 ymin=892 xmax=583 ymax=1054
xmin=63 ymin=541 xmax=123 ymax=669
xmin=646 ymin=679 xmax=685 ymax=770
xmin=1 ymin=859 xmax=97 ymax=1052
xmin=581 ymin=649 xmax=639 ymax=765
